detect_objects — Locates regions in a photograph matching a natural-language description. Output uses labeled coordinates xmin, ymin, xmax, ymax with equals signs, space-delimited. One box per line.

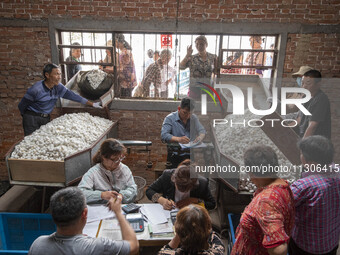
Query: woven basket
xmin=134 ymin=176 xmax=146 ymax=202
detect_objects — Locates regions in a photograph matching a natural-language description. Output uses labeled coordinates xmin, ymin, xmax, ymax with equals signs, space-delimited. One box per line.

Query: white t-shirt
xmin=175 ymin=189 xmax=190 ymax=202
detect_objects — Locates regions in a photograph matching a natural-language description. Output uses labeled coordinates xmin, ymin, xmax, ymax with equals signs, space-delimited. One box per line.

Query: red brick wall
xmin=284 ymin=34 xmax=340 ymax=77
xmin=0 ymin=26 xmax=51 ymax=179
xmin=0 ymin=0 xmax=339 ymax=181
xmin=0 ymin=0 xmax=338 ymax=23
xmin=283 ymin=33 xmax=340 ymax=163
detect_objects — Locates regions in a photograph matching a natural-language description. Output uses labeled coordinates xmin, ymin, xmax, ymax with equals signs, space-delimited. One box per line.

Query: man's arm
xmin=153 ymin=66 xmax=162 ymax=97
xmin=192 ymin=114 xmax=206 ymax=142
xmin=290 ymin=180 xmax=308 ymax=207
xmin=161 ymin=115 xmax=174 ymax=143
xmin=18 ymin=97 xmax=33 ymax=115
xmin=287 ymin=115 xmax=301 ymax=127
xmin=141 ymin=64 xmax=156 ymax=97
xmin=160 ymin=117 xmax=190 ymax=144
xmin=303 ymin=121 xmax=319 ymax=138
xmin=109 ymin=196 xmax=139 ymax=255
xmin=18 ymin=86 xmax=37 ymax=115
xmin=62 ymin=89 xmax=101 ymax=108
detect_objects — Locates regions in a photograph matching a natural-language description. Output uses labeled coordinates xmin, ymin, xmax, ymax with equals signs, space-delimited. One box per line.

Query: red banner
xmin=161 ymin=34 xmax=172 ymax=49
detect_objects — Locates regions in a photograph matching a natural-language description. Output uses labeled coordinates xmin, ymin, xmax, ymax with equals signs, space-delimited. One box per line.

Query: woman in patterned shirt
xmin=245 ymin=36 xmax=265 ymax=76
xmin=158 ymin=204 xmax=224 ymax=255
xmin=115 ymin=34 xmax=137 ymax=97
xmin=180 ymin=35 xmax=217 ymax=99
xmin=231 ymin=145 xmax=295 ymax=255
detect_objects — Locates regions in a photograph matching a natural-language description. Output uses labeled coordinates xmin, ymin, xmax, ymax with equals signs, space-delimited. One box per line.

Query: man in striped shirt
xmin=289 ymin=135 xmax=340 ymax=255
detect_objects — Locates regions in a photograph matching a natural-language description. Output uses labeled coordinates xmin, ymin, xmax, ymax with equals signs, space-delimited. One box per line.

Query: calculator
xmin=122 ymin=203 xmax=141 ymax=214
xmin=170 ymin=211 xmax=178 ymax=225
xmin=126 ymin=213 xmax=144 ymax=232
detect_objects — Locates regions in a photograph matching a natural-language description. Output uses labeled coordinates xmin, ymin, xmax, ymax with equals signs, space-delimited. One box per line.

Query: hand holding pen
xmin=107 ymin=194 xmax=123 ymax=214
xmin=158 ymin=196 xmax=176 ymax=210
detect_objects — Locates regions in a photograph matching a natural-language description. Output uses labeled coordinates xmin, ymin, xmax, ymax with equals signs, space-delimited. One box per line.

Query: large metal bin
xmin=58 ymin=70 xmax=115 ymax=108
xmin=211 ymin=77 xmax=300 ymax=193
xmin=5 ymin=122 xmax=118 ymax=187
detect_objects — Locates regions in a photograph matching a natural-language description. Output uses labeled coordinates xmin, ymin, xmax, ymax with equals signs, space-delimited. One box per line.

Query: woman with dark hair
xmin=245 ymin=35 xmax=265 ymax=76
xmin=158 ymin=204 xmax=224 ymax=255
xmin=78 ymin=138 xmax=137 ymax=204
xmin=115 ymin=34 xmax=137 ymax=97
xmin=231 ymin=145 xmax=295 ymax=255
xmin=146 ymin=160 xmax=216 ymax=210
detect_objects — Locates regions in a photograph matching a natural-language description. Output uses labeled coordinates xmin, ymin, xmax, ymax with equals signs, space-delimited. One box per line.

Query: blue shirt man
xmin=18 ymin=63 xmax=101 ymax=136
xmin=161 ymin=97 xmax=206 ymax=168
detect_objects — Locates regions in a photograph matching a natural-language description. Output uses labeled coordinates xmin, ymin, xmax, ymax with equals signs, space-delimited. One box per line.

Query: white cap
xmin=292 ymin=66 xmax=313 ymax=77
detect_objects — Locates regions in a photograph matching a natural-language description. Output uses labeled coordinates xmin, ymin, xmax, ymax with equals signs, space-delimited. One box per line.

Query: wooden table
xmin=84 ymin=204 xmax=175 ymax=247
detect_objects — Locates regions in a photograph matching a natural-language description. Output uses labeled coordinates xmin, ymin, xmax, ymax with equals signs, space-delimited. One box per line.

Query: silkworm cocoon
xmin=11 ymin=113 xmax=113 ymax=161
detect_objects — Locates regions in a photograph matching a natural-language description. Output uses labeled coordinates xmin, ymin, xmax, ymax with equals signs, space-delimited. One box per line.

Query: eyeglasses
xmin=108 ymin=155 xmax=126 ymax=164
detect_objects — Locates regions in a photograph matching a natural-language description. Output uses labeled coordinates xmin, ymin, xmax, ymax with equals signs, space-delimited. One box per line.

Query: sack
xmin=77 ymin=70 xmax=114 ymax=100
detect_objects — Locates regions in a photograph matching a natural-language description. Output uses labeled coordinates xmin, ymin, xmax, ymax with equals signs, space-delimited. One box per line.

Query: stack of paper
xmin=140 ymin=204 xmax=168 ymax=225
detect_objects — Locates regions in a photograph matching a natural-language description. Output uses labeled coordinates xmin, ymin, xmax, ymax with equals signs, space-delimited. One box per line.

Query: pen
xmin=140 ymin=211 xmax=149 ymax=222
xmin=169 ymin=199 xmax=176 ymax=209
xmin=105 ymin=196 xmax=117 ymax=208
xmin=148 ymin=223 xmax=153 ymax=237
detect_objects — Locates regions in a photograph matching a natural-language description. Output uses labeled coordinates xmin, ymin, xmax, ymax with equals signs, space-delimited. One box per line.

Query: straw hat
xmin=292 ymin=66 xmax=313 ymax=77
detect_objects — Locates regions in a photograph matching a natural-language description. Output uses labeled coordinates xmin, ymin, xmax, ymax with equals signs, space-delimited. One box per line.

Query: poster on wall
xmin=161 ymin=34 xmax=172 ymax=49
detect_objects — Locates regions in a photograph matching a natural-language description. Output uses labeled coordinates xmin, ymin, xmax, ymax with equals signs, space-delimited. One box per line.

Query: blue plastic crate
xmin=0 ymin=213 xmax=56 ymax=254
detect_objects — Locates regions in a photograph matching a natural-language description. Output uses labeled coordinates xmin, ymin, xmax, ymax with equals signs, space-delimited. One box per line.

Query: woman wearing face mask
xmin=78 ymin=138 xmax=137 ymax=204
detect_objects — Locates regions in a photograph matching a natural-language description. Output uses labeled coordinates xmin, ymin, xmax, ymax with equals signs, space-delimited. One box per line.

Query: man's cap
xmin=292 ymin=66 xmax=313 ymax=77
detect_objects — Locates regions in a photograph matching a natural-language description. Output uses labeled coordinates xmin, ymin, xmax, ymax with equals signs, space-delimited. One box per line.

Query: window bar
xmin=93 ymin=33 xmax=97 ymax=63
xmin=177 ymin=34 xmax=182 ymax=99
xmin=214 ymin=35 xmax=219 ymax=79
xmin=218 ymin=35 xmax=223 ymax=76
xmin=79 ymin=32 xmax=84 ymax=62
xmin=113 ymin=32 xmax=118 ymax=97
xmin=142 ymin=34 xmax=145 ymax=80
xmin=90 ymin=33 xmax=93 ymax=64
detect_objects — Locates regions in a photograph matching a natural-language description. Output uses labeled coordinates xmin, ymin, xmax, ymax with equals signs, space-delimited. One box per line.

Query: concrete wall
xmin=0 ymin=0 xmax=339 ymax=181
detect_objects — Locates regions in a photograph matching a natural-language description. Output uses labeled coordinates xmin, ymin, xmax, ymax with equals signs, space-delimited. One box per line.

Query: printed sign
xmin=161 ymin=34 xmax=172 ymax=49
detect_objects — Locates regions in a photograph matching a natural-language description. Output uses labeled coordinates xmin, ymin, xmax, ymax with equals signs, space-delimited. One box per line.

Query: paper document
xmin=180 ymin=141 xmax=207 ymax=149
xmin=140 ymin=204 xmax=168 ymax=225
xmin=150 ymin=222 xmax=173 ymax=234
xmin=87 ymin=204 xmax=115 ymax=223
xmin=83 ymin=221 xmax=100 ymax=238
xmin=97 ymin=219 xmax=122 ymax=240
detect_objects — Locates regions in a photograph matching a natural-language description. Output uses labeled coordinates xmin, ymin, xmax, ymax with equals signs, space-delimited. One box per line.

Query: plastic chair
xmin=227 ymin=213 xmax=241 ymax=255
xmin=133 ymin=176 xmax=146 ymax=202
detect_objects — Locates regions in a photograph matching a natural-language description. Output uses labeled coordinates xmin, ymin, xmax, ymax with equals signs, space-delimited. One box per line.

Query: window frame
xmin=49 ymin=18 xmax=289 ymax=109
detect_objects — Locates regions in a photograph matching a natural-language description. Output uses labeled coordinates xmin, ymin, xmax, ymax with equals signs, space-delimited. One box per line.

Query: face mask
xmin=296 ymin=77 xmax=302 ymax=87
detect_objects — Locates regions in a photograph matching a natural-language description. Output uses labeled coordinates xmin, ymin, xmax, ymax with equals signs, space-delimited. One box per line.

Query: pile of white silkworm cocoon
xmin=215 ymin=110 xmax=298 ymax=192
xmin=11 ymin=113 xmax=112 ymax=161
xmin=86 ymin=69 xmax=107 ymax=89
